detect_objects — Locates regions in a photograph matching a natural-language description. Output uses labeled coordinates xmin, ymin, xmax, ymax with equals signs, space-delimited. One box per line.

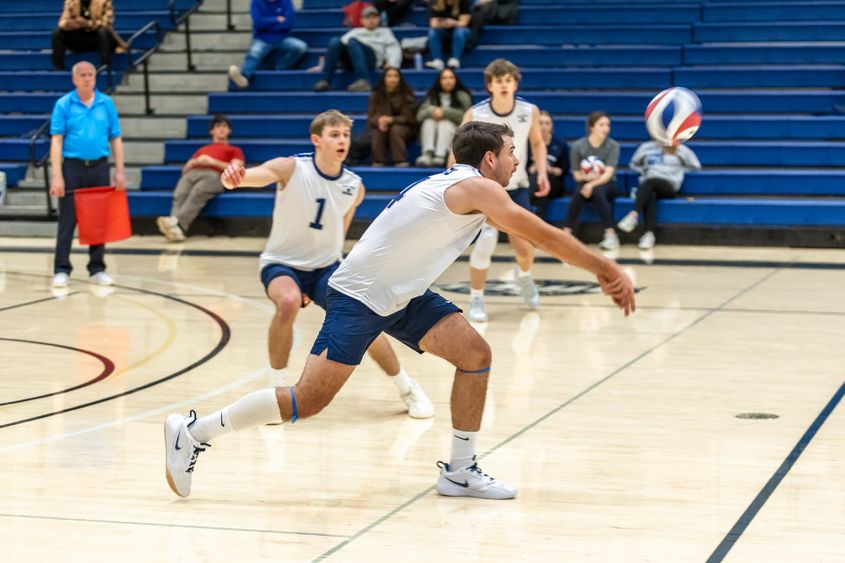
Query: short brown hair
xmin=310 ymin=109 xmax=353 ymax=136
xmin=483 ymin=58 xmax=521 ymax=85
xmin=452 ymin=121 xmax=514 ymax=168
xmin=586 ymin=111 xmax=609 ymax=134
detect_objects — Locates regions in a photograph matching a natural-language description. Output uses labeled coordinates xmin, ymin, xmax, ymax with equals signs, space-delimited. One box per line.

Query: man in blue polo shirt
xmin=49 ymin=60 xmax=125 ymax=288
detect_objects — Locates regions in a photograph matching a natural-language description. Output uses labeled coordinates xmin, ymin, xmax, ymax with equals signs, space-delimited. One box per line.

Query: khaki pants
xmin=170 ymin=169 xmax=223 ymax=230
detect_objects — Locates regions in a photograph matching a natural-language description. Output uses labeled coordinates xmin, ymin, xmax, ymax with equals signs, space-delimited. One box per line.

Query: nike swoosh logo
xmin=445 ymin=477 xmax=469 ymax=488
xmin=174 ymin=432 xmax=182 ymax=450
xmin=453 ymin=435 xmax=469 ymax=441
xmin=220 ymin=412 xmax=225 ymax=427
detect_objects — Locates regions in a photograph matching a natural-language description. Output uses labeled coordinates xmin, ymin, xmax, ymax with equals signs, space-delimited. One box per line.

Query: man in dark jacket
xmin=228 ymin=0 xmax=308 ymax=89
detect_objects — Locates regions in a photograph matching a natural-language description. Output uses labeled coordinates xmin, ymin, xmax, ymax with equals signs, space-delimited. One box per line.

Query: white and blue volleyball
xmin=644 ymin=87 xmax=702 ymax=146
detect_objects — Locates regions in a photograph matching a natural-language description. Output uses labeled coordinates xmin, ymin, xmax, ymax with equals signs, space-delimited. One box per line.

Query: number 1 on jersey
xmin=309 ymin=198 xmax=326 ymax=230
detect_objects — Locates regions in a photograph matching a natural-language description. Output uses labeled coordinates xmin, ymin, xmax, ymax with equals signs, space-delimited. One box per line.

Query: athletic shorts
xmin=310 ymin=288 xmax=462 ymax=365
xmin=260 ymin=261 xmax=340 ymax=309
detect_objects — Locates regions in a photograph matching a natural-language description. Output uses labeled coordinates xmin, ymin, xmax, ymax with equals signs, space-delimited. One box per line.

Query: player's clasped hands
xmin=221 ymin=163 xmax=247 ymax=189
xmin=597 ymin=265 xmax=636 ymax=316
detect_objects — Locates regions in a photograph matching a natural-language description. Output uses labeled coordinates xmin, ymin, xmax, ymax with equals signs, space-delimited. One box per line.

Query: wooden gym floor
xmin=1 ymin=236 xmax=844 ymax=562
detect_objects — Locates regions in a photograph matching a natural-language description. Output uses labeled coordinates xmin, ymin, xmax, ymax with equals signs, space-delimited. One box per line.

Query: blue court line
xmin=707 ymin=376 xmax=845 ymax=562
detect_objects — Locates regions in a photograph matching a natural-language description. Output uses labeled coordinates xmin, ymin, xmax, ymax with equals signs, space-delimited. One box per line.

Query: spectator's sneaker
xmin=638 ymin=231 xmax=655 ymax=250
xmin=515 ymin=269 xmax=540 ymax=309
xmin=156 ymin=215 xmax=177 ymax=240
xmin=431 ymin=154 xmax=447 ymax=168
xmin=90 ymin=271 xmax=114 ymax=286
xmin=425 ymin=59 xmax=445 ymax=71
xmin=170 ymin=224 xmax=186 ymax=242
xmin=164 ymin=410 xmax=208 ymax=498
xmin=228 ymin=65 xmax=248 ymax=88
xmin=446 ymin=57 xmax=461 ymax=69
xmin=395 ymin=162 xmax=411 ymax=168
xmin=599 ymin=231 xmax=620 ymax=250
xmin=347 ymin=79 xmax=371 ymax=92
xmin=415 ymin=152 xmax=434 ymax=167
xmin=313 ymin=80 xmax=330 ymax=92
xmin=436 ymin=457 xmax=517 ymax=499
xmin=52 ymin=272 xmax=69 ymax=287
xmin=468 ymin=295 xmax=488 ymax=323
xmin=398 ymin=377 xmax=434 ymax=419
xmin=616 ymin=211 xmax=638 ymax=233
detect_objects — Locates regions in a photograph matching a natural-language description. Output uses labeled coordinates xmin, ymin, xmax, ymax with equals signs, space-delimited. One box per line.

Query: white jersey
xmin=329 ymin=165 xmax=486 ymax=316
xmin=469 ymin=97 xmax=535 ymax=190
xmin=259 ymin=154 xmax=362 ymax=271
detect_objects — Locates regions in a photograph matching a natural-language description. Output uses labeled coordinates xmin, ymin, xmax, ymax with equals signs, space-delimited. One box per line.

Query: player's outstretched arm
xmin=221 ymin=157 xmax=295 ymax=190
xmin=446 ymin=178 xmax=636 ymax=315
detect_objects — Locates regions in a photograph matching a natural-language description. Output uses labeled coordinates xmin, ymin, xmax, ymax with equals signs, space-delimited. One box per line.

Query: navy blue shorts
xmin=311 ymin=288 xmax=462 ymax=365
xmin=260 ymin=262 xmax=340 ymax=310
xmin=508 ymin=187 xmax=531 ymax=210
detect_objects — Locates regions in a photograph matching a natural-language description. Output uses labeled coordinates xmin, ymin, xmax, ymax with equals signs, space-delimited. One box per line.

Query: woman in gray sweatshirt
xmin=617 ymin=141 xmax=701 ymax=249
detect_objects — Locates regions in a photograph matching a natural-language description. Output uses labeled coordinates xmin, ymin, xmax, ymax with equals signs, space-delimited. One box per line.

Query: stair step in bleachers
xmin=703 ymin=2 xmax=845 ymax=22
xmin=684 ymin=43 xmax=845 ymax=65
xmin=0 ymin=72 xmax=122 ymax=93
xmin=0 ymin=12 xmax=178 ymax=32
xmin=0 ymin=31 xmax=159 ymax=52
xmin=694 ymin=21 xmax=845 ymax=42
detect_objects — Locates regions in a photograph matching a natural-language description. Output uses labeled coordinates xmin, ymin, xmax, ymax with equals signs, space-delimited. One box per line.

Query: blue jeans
xmin=427 ymin=26 xmax=469 ymax=62
xmin=241 ymin=36 xmax=308 ymax=77
xmin=321 ymin=37 xmax=376 ymax=83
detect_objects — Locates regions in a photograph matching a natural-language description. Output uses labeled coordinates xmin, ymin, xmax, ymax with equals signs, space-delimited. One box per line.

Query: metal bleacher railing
xmin=26 ymin=0 xmax=203 ymax=217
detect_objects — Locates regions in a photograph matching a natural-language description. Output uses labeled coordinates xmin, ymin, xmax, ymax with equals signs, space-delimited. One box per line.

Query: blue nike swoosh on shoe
xmin=445 ymin=477 xmax=469 ymax=488
xmin=174 ymin=432 xmax=182 ymax=450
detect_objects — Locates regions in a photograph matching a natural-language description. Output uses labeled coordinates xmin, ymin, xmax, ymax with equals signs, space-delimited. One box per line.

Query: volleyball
xmin=580 ymin=156 xmax=606 ymax=175
xmin=644 ymin=87 xmax=702 ymax=146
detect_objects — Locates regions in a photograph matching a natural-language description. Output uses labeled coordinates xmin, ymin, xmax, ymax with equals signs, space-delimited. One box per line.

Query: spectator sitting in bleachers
xmin=52 ymin=0 xmax=126 ymax=71
xmin=368 ymin=67 xmax=417 ymax=167
xmin=314 ymin=6 xmax=402 ymax=92
xmin=156 ymin=115 xmax=245 ymax=242
xmin=467 ymin=0 xmax=520 ymax=50
xmin=425 ymin=0 xmax=471 ymax=70
xmin=228 ymin=0 xmax=308 ymax=89
xmin=565 ymin=111 xmax=621 ymax=251
xmin=617 ymin=140 xmax=701 ymax=250
xmin=415 ymin=68 xmax=472 ymax=167
xmin=528 ymin=110 xmax=568 ymax=219
xmin=374 ymin=0 xmax=416 ymax=27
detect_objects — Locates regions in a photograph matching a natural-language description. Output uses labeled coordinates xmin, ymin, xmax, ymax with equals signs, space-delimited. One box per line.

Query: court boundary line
xmin=706 ymin=376 xmax=845 ymax=562
xmin=0 ymin=512 xmax=350 ymax=539
xmin=313 ymin=266 xmax=785 ymax=561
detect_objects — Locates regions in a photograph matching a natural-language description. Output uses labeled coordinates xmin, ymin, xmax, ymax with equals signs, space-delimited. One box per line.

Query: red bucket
xmin=73 ymin=186 xmax=132 ymax=246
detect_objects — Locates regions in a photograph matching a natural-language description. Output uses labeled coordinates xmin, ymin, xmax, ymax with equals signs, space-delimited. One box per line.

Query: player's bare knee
xmin=274 ymin=294 xmax=300 ymax=321
xmin=461 ymin=337 xmax=492 ymax=372
xmin=293 ymin=386 xmax=332 ymax=419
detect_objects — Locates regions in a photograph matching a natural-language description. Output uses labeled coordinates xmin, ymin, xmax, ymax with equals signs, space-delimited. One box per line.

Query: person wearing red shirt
xmin=157 ymin=115 xmax=246 ymax=241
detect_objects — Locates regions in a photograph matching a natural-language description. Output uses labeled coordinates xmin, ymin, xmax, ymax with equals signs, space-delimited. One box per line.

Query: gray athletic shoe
xmin=164 ymin=410 xmax=208 ymax=498
xmin=468 ymin=295 xmax=488 ymax=322
xmin=436 ymin=457 xmax=517 ymax=500
xmin=515 ymin=270 xmax=540 ymax=309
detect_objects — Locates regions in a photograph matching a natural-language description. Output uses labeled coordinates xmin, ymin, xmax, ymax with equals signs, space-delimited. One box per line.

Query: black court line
xmin=0 ymin=293 xmax=80 ymax=313
xmin=0 ymin=338 xmax=115 ymax=407
xmin=2 ymin=245 xmax=845 ymax=270
xmin=314 ymin=266 xmax=784 ymax=561
xmin=0 ymin=276 xmax=231 ymax=430
xmin=0 ymin=512 xmax=350 ymax=539
xmin=706 ymin=377 xmax=845 ymax=562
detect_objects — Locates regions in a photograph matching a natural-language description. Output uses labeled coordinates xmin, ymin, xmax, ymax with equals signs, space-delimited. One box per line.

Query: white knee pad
xmin=470 ymin=224 xmax=499 ymax=270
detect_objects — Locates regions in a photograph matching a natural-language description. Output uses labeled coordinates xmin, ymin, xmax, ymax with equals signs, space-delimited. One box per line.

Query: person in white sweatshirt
xmin=617 ymin=140 xmax=701 ymax=249
xmin=314 ymin=6 xmax=402 ymax=93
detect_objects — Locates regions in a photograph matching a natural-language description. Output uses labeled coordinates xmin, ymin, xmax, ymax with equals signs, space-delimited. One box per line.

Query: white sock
xmin=390 ymin=367 xmax=412 ymax=395
xmin=268 ymin=366 xmax=287 ymax=387
xmin=450 ymin=429 xmax=477 ymax=470
xmin=470 ymin=288 xmax=484 ymax=299
xmin=517 ymin=268 xmax=532 ymax=278
xmin=190 ymin=389 xmax=282 ymax=443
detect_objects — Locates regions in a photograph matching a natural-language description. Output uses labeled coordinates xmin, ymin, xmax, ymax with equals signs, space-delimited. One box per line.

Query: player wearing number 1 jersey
xmin=220 ymin=110 xmax=433 ymax=419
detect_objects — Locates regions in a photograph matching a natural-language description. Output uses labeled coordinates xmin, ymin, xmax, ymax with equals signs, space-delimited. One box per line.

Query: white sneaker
xmin=169 ymin=224 xmax=186 ymax=242
xmin=599 ymin=231 xmax=620 ymax=250
xmin=157 ymin=216 xmax=185 ymax=242
xmin=424 ymin=59 xmax=445 ymax=71
xmin=616 ymin=211 xmax=638 ymax=233
xmin=228 ymin=65 xmax=249 ymax=88
xmin=446 ymin=57 xmax=461 ymax=68
xmin=164 ymin=410 xmax=208 ymax=498
xmin=436 ymin=457 xmax=517 ymax=500
xmin=399 ymin=377 xmax=434 ymax=419
xmin=638 ymin=231 xmax=655 ymax=250
xmin=90 ymin=271 xmax=114 ymax=286
xmin=515 ymin=268 xmax=540 ymax=309
xmin=52 ymin=272 xmax=69 ymax=287
xmin=468 ymin=295 xmax=488 ymax=323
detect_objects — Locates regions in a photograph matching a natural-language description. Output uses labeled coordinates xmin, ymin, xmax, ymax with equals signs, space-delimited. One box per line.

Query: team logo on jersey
xmin=436 ymin=279 xmax=602 ymax=297
xmin=517 ymin=113 xmax=529 ymax=123
xmin=340 ymin=184 xmax=356 ymax=196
